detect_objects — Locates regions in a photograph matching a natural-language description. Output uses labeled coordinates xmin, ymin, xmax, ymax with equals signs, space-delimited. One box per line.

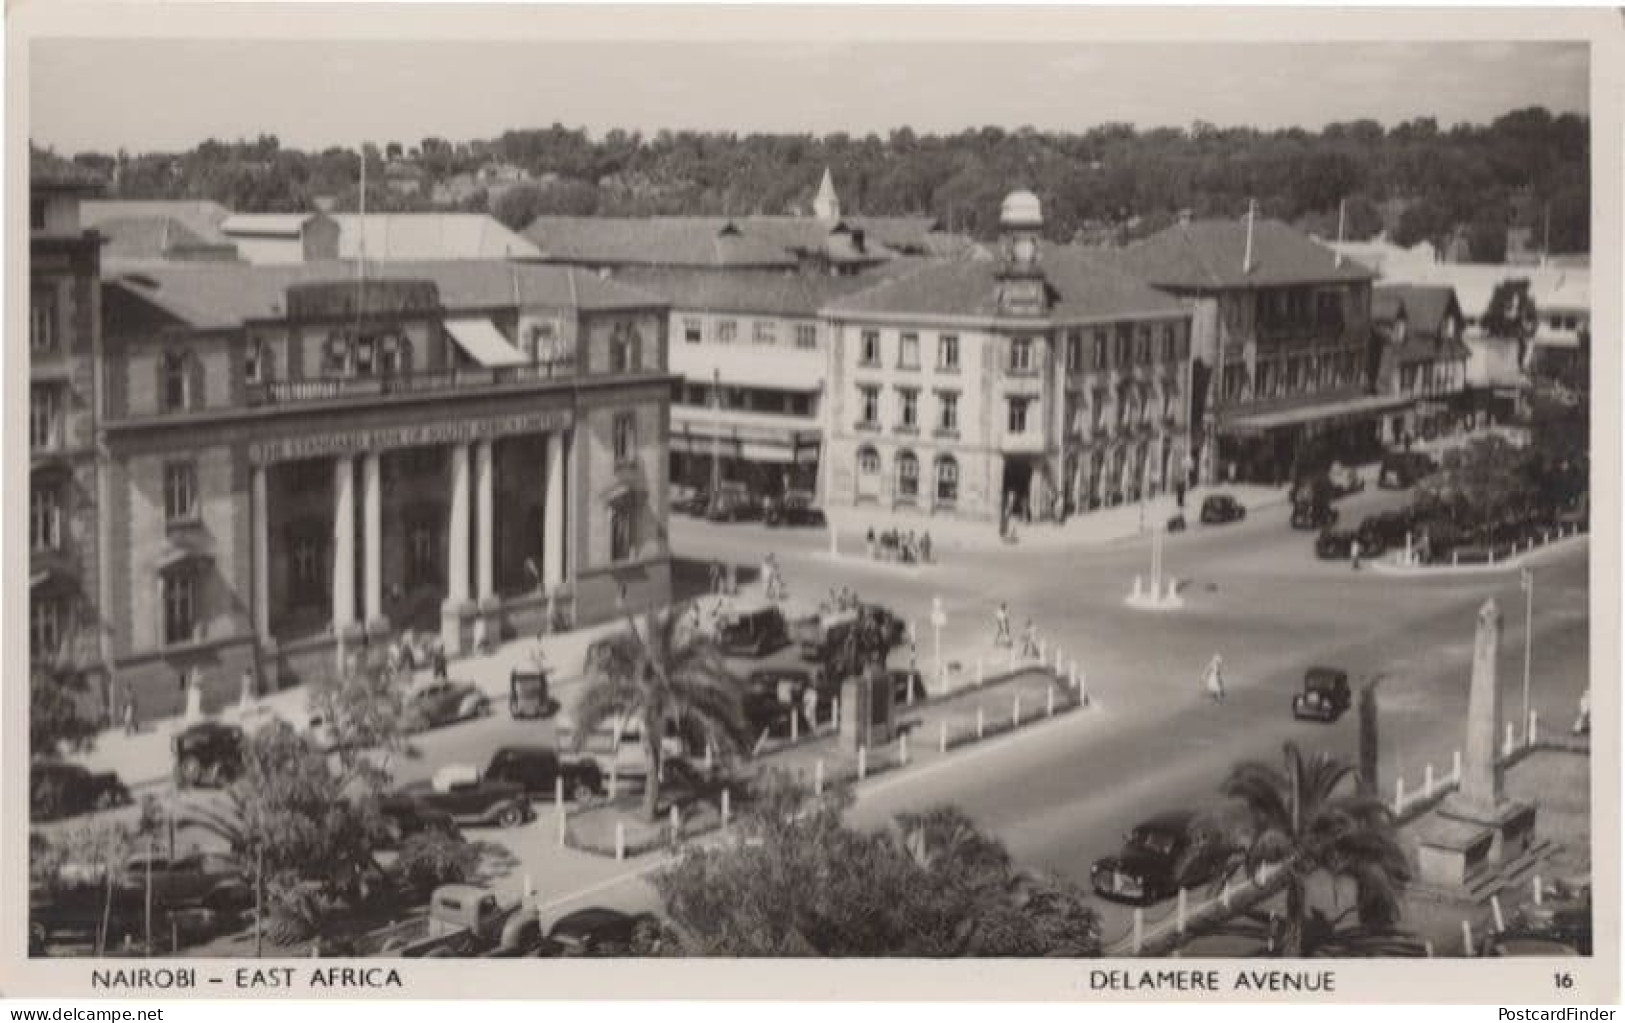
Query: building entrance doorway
xmin=1001 ymin=458 xmax=1036 ymax=521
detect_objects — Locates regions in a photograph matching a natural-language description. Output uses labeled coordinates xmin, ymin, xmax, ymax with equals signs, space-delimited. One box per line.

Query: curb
xmin=1367 ymin=532 xmax=1588 ymax=578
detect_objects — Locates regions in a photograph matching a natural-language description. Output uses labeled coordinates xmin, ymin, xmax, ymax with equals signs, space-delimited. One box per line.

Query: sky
xmin=30 ymin=38 xmax=1589 ymax=154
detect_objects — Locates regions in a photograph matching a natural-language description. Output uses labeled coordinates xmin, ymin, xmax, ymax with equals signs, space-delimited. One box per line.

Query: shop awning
xmin=1221 ymin=393 xmax=1415 ymax=437
xmin=445 ymin=317 xmax=529 ymax=368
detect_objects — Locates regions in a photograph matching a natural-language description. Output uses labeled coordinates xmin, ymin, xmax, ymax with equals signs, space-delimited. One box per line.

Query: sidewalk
xmin=823 ymin=483 xmax=1287 ymax=558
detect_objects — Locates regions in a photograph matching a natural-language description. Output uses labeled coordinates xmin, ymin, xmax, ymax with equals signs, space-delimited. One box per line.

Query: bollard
xmin=1055 ymin=647 xmax=1065 ymax=674
xmin=614 ymin=822 xmax=626 ymax=862
xmin=1079 ymin=670 xmax=1089 ymax=706
xmin=1503 ymin=720 xmax=1514 ymax=756
xmin=1424 ymin=940 xmax=1435 ymax=958
xmin=791 ymin=709 xmax=799 ymax=742
xmin=609 ymin=766 xmax=619 ymax=800
xmin=1491 ymin=895 xmax=1506 ymax=933
xmin=557 ymin=798 xmax=568 ymax=847
xmin=1132 ymin=908 xmax=1145 ymax=953
xmin=1425 ymin=763 xmax=1435 ymax=797
xmin=814 ymin=759 xmax=825 ymax=795
xmin=1453 ymin=551 xmax=1459 ymax=567
xmin=976 ymin=707 xmax=985 ymax=739
xmin=1013 ymin=695 xmax=1023 ymax=727
xmin=1489 ymin=547 xmax=1496 ymax=565
xmin=900 ymin=733 xmax=909 ymax=766
xmin=670 ymin=805 xmax=681 ymax=844
xmin=1529 ymin=710 xmax=1538 ymax=746
xmin=721 ymin=788 xmax=731 ymax=832
xmin=834 ymin=697 xmax=842 ymax=729
xmin=1453 ymin=749 xmax=1463 ymax=782
xmin=1462 ymin=919 xmax=1474 ymax=956
xmin=1070 ymin=661 xmax=1079 ymax=691
xmin=1177 ymin=887 xmax=1188 ymax=933
xmin=555 ymin=774 xmax=565 ymax=808
xmin=938 ymin=720 xmax=947 ymax=753
xmin=705 ymin=741 xmax=715 ymax=771
xmin=1047 ymin=686 xmax=1056 ymax=717
xmin=1220 ymin=879 xmax=1232 ymax=910
xmin=1394 ymin=777 xmax=1405 ymax=814
xmin=858 ymin=746 xmax=868 ymax=780
xmin=1533 ymin=875 xmax=1544 ymax=905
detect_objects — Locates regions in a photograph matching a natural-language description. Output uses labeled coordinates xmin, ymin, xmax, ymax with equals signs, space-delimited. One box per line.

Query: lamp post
xmin=930 ymin=597 xmax=947 ymax=692
xmin=1520 ymin=567 xmax=1534 ymax=734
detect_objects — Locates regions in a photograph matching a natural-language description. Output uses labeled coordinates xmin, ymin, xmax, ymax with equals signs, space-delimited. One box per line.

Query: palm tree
xmin=1194 ymin=742 xmax=1412 ymax=957
xmin=573 ymin=606 xmax=751 ymax=821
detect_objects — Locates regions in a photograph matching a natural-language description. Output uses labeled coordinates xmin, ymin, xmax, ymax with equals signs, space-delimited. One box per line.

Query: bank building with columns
xmin=90 ymin=256 xmax=674 ymax=717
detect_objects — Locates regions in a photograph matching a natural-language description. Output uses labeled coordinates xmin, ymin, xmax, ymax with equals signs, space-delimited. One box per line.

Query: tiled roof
xmin=1119 ymin=218 xmax=1376 ymax=290
xmin=524 ymin=217 xmax=799 ymax=269
xmin=824 ymin=247 xmax=1187 ymax=323
xmin=331 ymin=214 xmax=542 ymax=260
xmin=30 ymin=148 xmax=105 ymax=189
xmin=1373 ymin=284 xmax=1460 ymax=337
xmin=103 ymin=259 xmax=664 ymax=332
xmin=611 ymin=260 xmax=931 ymax=318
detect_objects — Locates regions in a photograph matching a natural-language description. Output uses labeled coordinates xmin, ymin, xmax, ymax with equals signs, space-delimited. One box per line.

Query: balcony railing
xmin=246 ymin=361 xmax=576 ymax=407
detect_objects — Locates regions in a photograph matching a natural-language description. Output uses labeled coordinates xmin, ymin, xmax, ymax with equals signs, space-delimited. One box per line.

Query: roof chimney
xmin=1242 ymin=199 xmax=1257 ymax=275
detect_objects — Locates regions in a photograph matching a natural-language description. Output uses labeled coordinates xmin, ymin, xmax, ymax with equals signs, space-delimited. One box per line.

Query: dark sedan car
xmin=403 ymin=681 xmax=491 ymax=734
xmin=1290 ymin=501 xmax=1339 ymax=531
xmin=377 ymin=795 xmax=463 ymax=847
xmin=764 ymin=489 xmax=826 ymax=528
xmin=1291 ymin=667 xmax=1351 ymax=722
xmin=1484 ymin=898 xmax=1592 ymax=957
xmin=543 ymin=907 xmax=663 ymax=955
xmin=1091 ymin=811 xmax=1222 ymax=905
xmin=483 ymin=746 xmax=604 ymax=803
xmin=397 ymin=766 xmax=532 ymax=829
xmin=1314 ymin=528 xmax=1357 ymax=560
xmin=671 ymin=488 xmax=710 ymax=517
xmin=1199 ymin=494 xmax=1246 ymax=525
xmin=173 ymin=720 xmax=245 ymax=788
xmin=30 ymin=760 xmax=131 ymax=819
xmin=705 ymin=482 xmax=759 ymax=523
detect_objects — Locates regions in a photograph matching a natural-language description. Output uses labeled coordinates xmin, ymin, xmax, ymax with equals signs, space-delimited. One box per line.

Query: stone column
xmin=251 ymin=463 xmax=271 ymax=642
xmin=332 ymin=455 xmax=358 ymax=668
xmin=362 ymin=452 xmax=385 ymax=635
xmin=1460 ymin=598 xmax=1504 ymax=811
xmin=473 ymin=439 xmax=498 ymax=649
xmin=543 ymin=431 xmax=566 ymax=590
xmin=442 ymin=443 xmax=472 ymax=655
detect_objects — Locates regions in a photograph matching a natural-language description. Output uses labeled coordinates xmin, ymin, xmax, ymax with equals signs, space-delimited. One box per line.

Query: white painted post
xmin=814 ymin=759 xmax=825 ymax=795
xmin=1489 ymin=547 xmax=1497 ymax=565
xmin=1533 ymin=875 xmax=1544 ymax=905
xmin=857 ymin=746 xmax=868 ymax=780
xmin=670 ymin=805 xmax=680 ymax=843
xmin=1013 ymin=695 xmax=1023 ymax=727
xmin=1047 ymin=686 xmax=1056 ymax=717
xmin=1220 ymin=879 xmax=1232 ymax=910
xmin=1461 ymin=919 xmax=1474 ymax=956
xmin=1055 ymin=646 xmax=1065 ymax=674
xmin=833 ymin=696 xmax=842 ymax=729
xmin=938 ymin=720 xmax=948 ymax=753
xmin=1503 ymin=720 xmax=1515 ymax=756
xmin=1453 ymin=749 xmax=1463 ymax=782
xmin=1132 ymin=908 xmax=1144 ymax=953
xmin=614 ymin=822 xmax=626 ymax=861
xmin=1394 ymin=777 xmax=1405 ymax=813
xmin=1177 ymin=887 xmax=1188 ymax=933
xmin=1491 ymin=895 xmax=1506 ymax=933
xmin=555 ymin=775 xmax=565 ymax=808
xmin=976 ymin=707 xmax=985 ymax=739
xmin=1423 ymin=940 xmax=1435 ymax=958
xmin=1528 ymin=710 xmax=1539 ymax=746
xmin=790 ymin=709 xmax=799 ymax=742
xmin=557 ymin=797 xmax=568 ymax=847
xmin=609 ymin=765 xmax=619 ymax=799
xmin=721 ymin=788 xmax=731 ymax=832
xmin=1079 ymin=670 xmax=1089 ymax=705
xmin=1424 ymin=763 xmax=1435 ymax=797
xmin=899 ymin=733 xmax=909 ymax=766
xmin=705 ymin=741 xmax=715 ymax=771
xmin=1070 ymin=661 xmax=1079 ymax=692
xmin=1452 ymin=551 xmax=1459 ymax=567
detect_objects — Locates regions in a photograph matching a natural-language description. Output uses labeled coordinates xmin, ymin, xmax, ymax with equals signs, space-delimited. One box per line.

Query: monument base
xmin=1415 ymin=795 xmax=1538 ymax=889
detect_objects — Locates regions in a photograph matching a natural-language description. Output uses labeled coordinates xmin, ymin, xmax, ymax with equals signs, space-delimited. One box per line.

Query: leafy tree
xmin=1190 ymin=742 xmax=1411 ymax=957
xmin=654 ymin=774 xmax=1100 ymax=955
xmin=573 ymin=607 xmax=751 ymax=820
xmin=31 ymin=668 xmax=102 ymax=757
xmin=1417 ymin=435 xmax=1537 ymax=533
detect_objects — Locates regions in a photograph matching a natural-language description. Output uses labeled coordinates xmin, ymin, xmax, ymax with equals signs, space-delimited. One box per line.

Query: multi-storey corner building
xmin=95 ymin=258 xmax=674 ymax=716
xmin=1117 ymin=214 xmax=1381 ymax=486
xmin=29 ymin=150 xmax=109 ymax=706
xmin=1370 ymin=284 xmax=1473 ymax=442
xmin=822 ymin=192 xmax=1193 ymax=523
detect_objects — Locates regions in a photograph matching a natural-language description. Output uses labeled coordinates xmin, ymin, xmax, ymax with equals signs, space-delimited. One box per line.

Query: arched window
xmin=935 ymin=456 xmax=959 ymax=505
xmin=857 ymin=446 xmax=880 ymax=476
xmin=896 ymin=450 xmax=919 ymax=499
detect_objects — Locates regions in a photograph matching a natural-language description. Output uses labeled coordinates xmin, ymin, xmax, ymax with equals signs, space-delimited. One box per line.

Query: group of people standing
xmin=865 ymin=527 xmax=932 ymax=564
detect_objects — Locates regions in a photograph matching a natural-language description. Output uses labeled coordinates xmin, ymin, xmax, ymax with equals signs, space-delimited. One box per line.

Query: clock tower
xmin=996 ymin=189 xmax=1048 ymax=316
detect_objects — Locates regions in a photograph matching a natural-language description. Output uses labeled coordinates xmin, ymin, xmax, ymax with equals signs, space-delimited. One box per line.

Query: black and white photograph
xmin=8 ymin=2 xmax=1620 ymax=1005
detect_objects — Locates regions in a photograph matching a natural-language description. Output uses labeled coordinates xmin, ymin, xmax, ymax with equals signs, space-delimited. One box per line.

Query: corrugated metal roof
xmin=331 ymin=214 xmax=542 ymax=260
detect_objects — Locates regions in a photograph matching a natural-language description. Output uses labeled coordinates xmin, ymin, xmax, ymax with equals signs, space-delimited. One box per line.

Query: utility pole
xmin=1521 ymin=567 xmax=1534 ymax=734
xmin=709 ymin=367 xmax=722 ymax=505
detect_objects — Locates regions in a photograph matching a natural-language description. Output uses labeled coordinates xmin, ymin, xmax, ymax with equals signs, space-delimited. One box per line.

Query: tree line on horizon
xmin=61 ymin=106 xmax=1588 ymax=260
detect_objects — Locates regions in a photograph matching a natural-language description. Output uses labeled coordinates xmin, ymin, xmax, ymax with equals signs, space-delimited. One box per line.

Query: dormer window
xmin=160 ymin=351 xmax=195 ymax=411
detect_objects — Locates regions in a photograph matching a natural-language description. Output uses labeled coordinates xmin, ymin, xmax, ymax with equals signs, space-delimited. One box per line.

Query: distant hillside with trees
xmin=59 ymin=106 xmax=1588 ymax=259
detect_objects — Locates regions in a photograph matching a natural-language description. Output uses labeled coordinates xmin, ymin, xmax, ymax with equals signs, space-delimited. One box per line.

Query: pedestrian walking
xmin=432 ymin=644 xmax=449 ymax=682
xmin=1175 ymin=479 xmax=1187 ymax=510
xmin=919 ymin=531 xmax=933 ymax=564
xmin=123 ymin=694 xmax=139 ymax=736
xmin=993 ymin=602 xmax=1012 ymax=648
xmin=1203 ymin=654 xmax=1226 ymax=704
xmin=1574 ymin=689 xmax=1591 ymax=735
xmin=1019 ymin=619 xmax=1039 ymax=660
xmin=708 ymin=560 xmax=722 ymax=595
xmin=802 ymin=686 xmax=819 ymax=734
xmin=866 ymin=527 xmax=877 ymax=560
xmin=1350 ymin=538 xmax=1362 ymax=571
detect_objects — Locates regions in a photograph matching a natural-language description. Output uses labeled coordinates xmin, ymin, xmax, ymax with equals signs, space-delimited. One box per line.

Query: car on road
xmin=404 ymin=681 xmax=491 ymax=734
xmin=397 ymin=765 xmax=532 ymax=829
xmin=508 ymin=669 xmax=555 ymax=719
xmin=172 ymin=720 xmax=246 ymax=788
xmin=764 ymin=489 xmax=825 ymax=528
xmin=482 ymin=745 xmax=604 ymax=803
xmin=1314 ymin=528 xmax=1358 ymax=560
xmin=671 ymin=486 xmax=710 ymax=518
xmin=1355 ymin=509 xmax=1419 ymax=558
xmin=1483 ymin=883 xmax=1591 ymax=957
xmin=1378 ymin=451 xmax=1438 ymax=490
xmin=1090 ymin=811 xmax=1221 ymax=905
xmin=582 ymin=632 xmax=629 ymax=676
xmin=30 ymin=760 xmax=132 ymax=819
xmin=716 ymin=602 xmax=790 ymax=658
xmin=705 ymin=482 xmax=759 ymax=523
xmin=543 ymin=906 xmax=663 ymax=955
xmin=1290 ymin=501 xmax=1339 ymax=530
xmin=1291 ymin=667 xmax=1351 ymax=722
xmin=377 ymin=795 xmax=463 ymax=847
xmin=118 ymin=851 xmax=251 ymax=913
xmin=1199 ymin=494 xmax=1246 ymax=525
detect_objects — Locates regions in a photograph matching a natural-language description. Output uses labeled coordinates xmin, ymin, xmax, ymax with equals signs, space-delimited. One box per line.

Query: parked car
xmin=118 ymin=851 xmax=251 ymax=913
xmin=1325 ymin=462 xmax=1365 ymax=498
xmin=543 ymin=906 xmax=663 ymax=955
xmin=890 ymin=668 xmax=927 ymax=705
xmin=1378 ymin=451 xmax=1437 ymax=490
xmin=1484 ymin=896 xmax=1592 ymax=956
xmin=705 ymin=482 xmax=759 ymax=523
xmin=1090 ymin=811 xmax=1221 ymax=905
xmin=581 ymin=632 xmax=629 ymax=676
xmin=397 ymin=766 xmax=532 ymax=829
xmin=1290 ymin=500 xmax=1339 ymax=530
xmin=1356 ymin=509 xmax=1419 ymax=557
xmin=30 ymin=760 xmax=131 ymax=819
xmin=1199 ymin=494 xmax=1246 ymax=525
xmin=508 ymin=669 xmax=555 ymax=719
xmin=793 ymin=607 xmax=858 ymax=659
xmin=172 ymin=720 xmax=245 ymax=788
xmin=567 ymin=717 xmax=688 ymax=785
xmin=764 ymin=489 xmax=825 ymax=528
xmin=1291 ymin=667 xmax=1351 ymax=722
xmin=482 ymin=745 xmax=604 ymax=803
xmin=377 ymin=795 xmax=463 ymax=847
xmin=716 ymin=601 xmax=790 ymax=658
xmin=404 ymin=681 xmax=491 ymax=734
xmin=670 ymin=486 xmax=710 ymax=517
xmin=1314 ymin=528 xmax=1357 ymax=560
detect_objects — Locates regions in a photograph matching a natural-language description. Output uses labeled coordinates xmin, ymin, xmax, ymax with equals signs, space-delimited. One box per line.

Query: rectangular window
xmin=859 ymin=387 xmax=880 ymax=428
xmin=30 ymin=385 xmax=60 ymax=450
xmin=684 ymin=319 xmax=703 ymax=344
xmin=31 ymin=482 xmax=61 ymax=551
xmin=164 ymin=461 xmax=198 ymax=525
xmin=753 ymin=321 xmax=776 ymax=345
xmin=1066 ymin=331 xmax=1082 ymax=373
xmin=610 ymin=507 xmax=634 ymax=562
xmin=162 ymin=571 xmax=197 ymax=646
xmin=30 ymin=286 xmax=57 ymax=353
xmin=354 ymin=337 xmax=376 ymax=375
xmin=161 ymin=353 xmax=190 ymax=411
xmin=898 ymin=389 xmax=918 ymax=431
xmin=717 ymin=320 xmax=737 ymax=343
xmin=937 ymin=392 xmax=959 ymax=434
xmin=1093 ymin=330 xmax=1108 ymax=371
xmin=1136 ymin=326 xmax=1151 ymax=364
xmin=613 ymin=412 xmax=636 ymax=466
xmin=938 ymin=334 xmax=960 ymax=371
xmin=31 ymin=597 xmax=62 ymax=660
xmin=795 ymin=324 xmax=818 ymax=350
xmin=860 ymin=330 xmax=881 ymax=366
xmin=936 ymin=459 xmax=959 ymax=504
xmin=898 ymin=333 xmax=920 ymax=369
xmin=1007 ymin=397 xmax=1030 ymax=434
xmin=897 ymin=456 xmax=919 ymax=499
xmin=1009 ymin=337 xmax=1033 ymax=373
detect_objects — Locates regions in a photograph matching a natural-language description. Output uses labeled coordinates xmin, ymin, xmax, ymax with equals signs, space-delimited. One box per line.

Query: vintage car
xmin=172 ymin=720 xmax=246 ymax=788
xmin=377 ymin=795 xmax=463 ymax=848
xmin=30 ymin=760 xmax=132 ymax=819
xmin=1314 ymin=528 xmax=1357 ymax=560
xmin=670 ymin=486 xmax=710 ymax=518
xmin=397 ymin=766 xmax=532 ymax=829
xmin=542 ymin=907 xmax=664 ymax=956
xmin=1291 ymin=667 xmax=1352 ymax=722
xmin=716 ymin=601 xmax=790 ymax=658
xmin=1290 ymin=500 xmax=1339 ymax=531
xmin=1355 ymin=509 xmax=1420 ymax=558
xmin=118 ymin=851 xmax=252 ymax=913
xmin=743 ymin=664 xmax=828 ymax=739
xmin=508 ymin=669 xmax=555 ymax=720
xmin=1378 ymin=451 xmax=1438 ymax=490
xmin=404 ymin=681 xmax=491 ymax=734
xmin=482 ymin=746 xmax=604 ymax=803
xmin=1090 ymin=811 xmax=1221 ymax=905
xmin=705 ymin=482 xmax=759 ymax=523
xmin=1199 ymin=494 xmax=1246 ymax=525
xmin=764 ymin=489 xmax=825 ymax=528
